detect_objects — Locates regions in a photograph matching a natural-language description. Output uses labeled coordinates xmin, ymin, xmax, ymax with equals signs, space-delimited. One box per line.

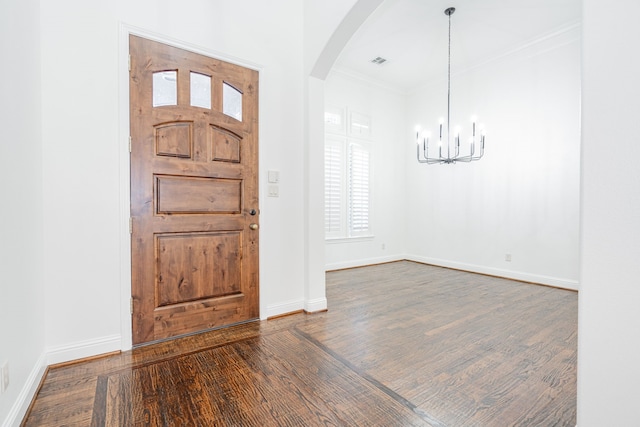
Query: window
xmin=223 ymin=82 xmax=243 ymax=121
xmin=190 ymin=72 xmax=211 ymax=109
xmin=152 ymin=71 xmax=178 ymax=107
xmin=324 ymin=107 xmax=372 ymax=239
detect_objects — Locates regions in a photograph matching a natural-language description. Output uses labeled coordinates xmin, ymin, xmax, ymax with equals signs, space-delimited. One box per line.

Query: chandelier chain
xmin=447 ymin=9 xmax=452 ymax=159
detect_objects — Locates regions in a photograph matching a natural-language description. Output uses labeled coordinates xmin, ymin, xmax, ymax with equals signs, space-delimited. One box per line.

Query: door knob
xmin=249 ymin=223 xmax=259 ymax=230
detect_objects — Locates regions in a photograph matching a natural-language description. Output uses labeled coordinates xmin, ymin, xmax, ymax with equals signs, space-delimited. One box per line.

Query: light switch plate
xmin=268 ymin=170 xmax=280 ymax=183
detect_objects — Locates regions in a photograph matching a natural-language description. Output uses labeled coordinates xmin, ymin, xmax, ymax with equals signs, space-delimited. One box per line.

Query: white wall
xmin=39 ymin=0 xmax=307 ymax=353
xmin=324 ymin=71 xmax=407 ymax=270
xmin=0 ymin=0 xmax=46 ymax=424
xmin=578 ymin=0 xmax=640 ymax=424
xmin=40 ymin=0 xmax=123 ymax=359
xmin=405 ymin=25 xmax=581 ymax=289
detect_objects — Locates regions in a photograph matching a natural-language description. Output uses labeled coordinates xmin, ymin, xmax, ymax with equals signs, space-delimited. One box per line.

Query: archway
xmin=304 ymin=0 xmax=385 ymax=311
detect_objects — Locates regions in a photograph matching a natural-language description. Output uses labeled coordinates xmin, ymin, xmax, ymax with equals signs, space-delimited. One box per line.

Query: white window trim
xmin=325 ymin=235 xmax=375 ymax=244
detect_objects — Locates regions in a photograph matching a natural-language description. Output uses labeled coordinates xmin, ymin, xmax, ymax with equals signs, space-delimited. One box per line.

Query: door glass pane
xmin=223 ymin=82 xmax=242 ymax=121
xmin=153 ymin=71 xmax=177 ymax=107
xmin=190 ymin=72 xmax=211 ymax=109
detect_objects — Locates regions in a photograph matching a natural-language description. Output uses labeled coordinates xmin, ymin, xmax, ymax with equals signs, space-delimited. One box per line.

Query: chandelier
xmin=416 ymin=7 xmax=485 ymax=164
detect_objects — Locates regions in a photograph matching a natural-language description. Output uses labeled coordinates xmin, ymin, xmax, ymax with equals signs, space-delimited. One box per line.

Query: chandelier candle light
xmin=416 ymin=7 xmax=485 ymax=164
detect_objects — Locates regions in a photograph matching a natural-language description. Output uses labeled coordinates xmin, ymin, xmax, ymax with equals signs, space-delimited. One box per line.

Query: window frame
xmin=324 ymin=106 xmax=373 ymax=240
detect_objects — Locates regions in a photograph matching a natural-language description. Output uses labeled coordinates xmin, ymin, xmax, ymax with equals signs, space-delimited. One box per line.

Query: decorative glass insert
xmin=190 ymin=72 xmax=211 ymax=109
xmin=349 ymin=111 xmax=372 ymax=139
xmin=223 ymin=82 xmax=242 ymax=121
xmin=325 ymin=106 xmax=345 ymax=134
xmin=152 ymin=71 xmax=177 ymax=107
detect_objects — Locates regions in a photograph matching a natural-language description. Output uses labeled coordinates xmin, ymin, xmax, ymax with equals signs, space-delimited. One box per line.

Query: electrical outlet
xmin=0 ymin=360 xmax=8 ymax=393
xmin=505 ymin=254 xmax=512 ymax=262
xmin=268 ymin=185 xmax=279 ymax=197
xmin=381 ymin=243 xmax=386 ymax=250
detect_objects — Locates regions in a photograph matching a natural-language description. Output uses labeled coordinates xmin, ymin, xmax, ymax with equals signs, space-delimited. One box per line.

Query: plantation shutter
xmin=324 ymin=140 xmax=344 ymax=237
xmin=348 ymin=142 xmax=370 ymax=236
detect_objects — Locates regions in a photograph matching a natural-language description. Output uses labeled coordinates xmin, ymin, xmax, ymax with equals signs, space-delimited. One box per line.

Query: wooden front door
xmin=129 ymin=36 xmax=259 ymax=345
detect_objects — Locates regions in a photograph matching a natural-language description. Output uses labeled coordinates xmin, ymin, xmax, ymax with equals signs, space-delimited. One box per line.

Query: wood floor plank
xmin=89 ymin=331 xmax=431 ymax=426
xmin=23 ymin=261 xmax=577 ymax=426
xmin=304 ymin=262 xmax=577 ymax=426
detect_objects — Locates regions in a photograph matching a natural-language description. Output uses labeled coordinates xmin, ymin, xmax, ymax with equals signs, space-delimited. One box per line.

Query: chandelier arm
xmin=457 ymin=150 xmax=485 ymax=162
xmin=417 ymin=144 xmax=439 ymax=163
xmin=418 ymin=145 xmax=453 ymax=164
xmin=418 ymin=154 xmax=448 ymax=164
xmin=474 ymin=142 xmax=485 ymax=159
xmin=450 ymin=154 xmax=471 ymax=162
xmin=454 ymin=147 xmax=483 ymax=162
xmin=423 ymin=142 xmax=485 ymax=164
xmin=416 ymin=144 xmax=425 ymax=162
xmin=418 ymin=154 xmax=445 ymax=164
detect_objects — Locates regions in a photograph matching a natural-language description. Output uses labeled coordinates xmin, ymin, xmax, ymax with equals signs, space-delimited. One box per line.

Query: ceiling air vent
xmin=370 ymin=56 xmax=388 ymax=65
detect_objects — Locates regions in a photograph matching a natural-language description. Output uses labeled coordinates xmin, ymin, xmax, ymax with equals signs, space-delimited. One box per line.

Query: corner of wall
xmin=304 ymin=297 xmax=328 ymax=313
xmin=1 ymin=354 xmax=47 ymax=427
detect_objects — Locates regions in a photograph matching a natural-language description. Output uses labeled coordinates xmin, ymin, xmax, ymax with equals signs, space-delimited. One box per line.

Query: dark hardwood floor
xmin=22 ymin=261 xmax=577 ymax=426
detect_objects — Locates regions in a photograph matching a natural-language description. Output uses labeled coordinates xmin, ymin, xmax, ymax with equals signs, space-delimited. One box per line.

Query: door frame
xmin=117 ymin=25 xmax=264 ymax=350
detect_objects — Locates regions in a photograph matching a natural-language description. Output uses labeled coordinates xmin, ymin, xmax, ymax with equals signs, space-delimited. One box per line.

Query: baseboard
xmin=304 ymin=297 xmax=328 ymax=313
xmin=1 ymin=353 xmax=47 ymax=427
xmin=325 ymin=255 xmax=404 ymax=272
xmin=265 ymin=298 xmax=304 ymax=319
xmin=265 ymin=295 xmax=329 ymax=318
xmin=1 ymin=334 xmax=122 ymax=427
xmin=45 ymin=334 xmax=121 ymax=366
xmin=407 ymin=255 xmax=579 ymax=291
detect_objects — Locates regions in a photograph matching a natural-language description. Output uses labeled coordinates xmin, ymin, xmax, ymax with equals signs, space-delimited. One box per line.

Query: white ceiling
xmin=333 ymin=0 xmax=581 ymax=91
